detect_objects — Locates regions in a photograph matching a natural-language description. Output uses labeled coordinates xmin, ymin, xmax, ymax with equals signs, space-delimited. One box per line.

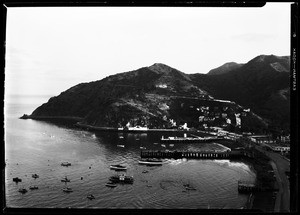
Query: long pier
xmin=140 ymin=150 xmax=253 ymax=159
xmin=238 ymin=181 xmax=262 ymax=193
xmin=160 ymin=136 xmax=224 ymax=143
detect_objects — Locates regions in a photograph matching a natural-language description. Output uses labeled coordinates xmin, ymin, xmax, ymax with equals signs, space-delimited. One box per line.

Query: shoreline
xmin=19 ymin=114 xmax=278 ymax=211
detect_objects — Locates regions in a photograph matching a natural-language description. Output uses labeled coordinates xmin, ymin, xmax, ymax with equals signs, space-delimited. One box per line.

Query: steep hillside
xmin=27 ymin=55 xmax=290 ymax=133
xmin=191 ymin=55 xmax=290 ymax=131
xmin=207 ymin=62 xmax=244 ymax=75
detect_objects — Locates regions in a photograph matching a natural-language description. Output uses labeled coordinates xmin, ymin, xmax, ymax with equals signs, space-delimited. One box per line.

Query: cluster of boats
xmin=14 ymin=174 xmax=40 ymax=194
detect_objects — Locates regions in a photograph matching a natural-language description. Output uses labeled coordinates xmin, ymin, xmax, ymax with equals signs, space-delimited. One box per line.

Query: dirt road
xmin=255 ymin=146 xmax=290 ymax=212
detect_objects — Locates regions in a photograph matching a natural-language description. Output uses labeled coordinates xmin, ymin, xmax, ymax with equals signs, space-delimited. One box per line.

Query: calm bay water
xmin=4 ymin=95 xmax=256 ymax=209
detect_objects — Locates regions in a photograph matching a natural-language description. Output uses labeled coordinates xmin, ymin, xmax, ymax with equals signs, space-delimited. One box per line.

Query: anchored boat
xmin=61 ymin=176 xmax=71 ymax=182
xmin=109 ymin=174 xmax=134 ymax=184
xmin=18 ymin=188 xmax=28 ymax=194
xmin=29 ymin=186 xmax=39 ymax=190
xmin=138 ymin=158 xmax=163 ymax=165
xmin=87 ymin=194 xmax=95 ymax=200
xmin=117 ymin=145 xmax=125 ymax=148
xmin=32 ymin=174 xmax=39 ymax=179
xmin=110 ymin=164 xmax=127 ymax=171
xmin=61 ymin=162 xmax=71 ymax=167
xmin=13 ymin=177 xmax=22 ymax=183
xmin=62 ymin=187 xmax=73 ymax=193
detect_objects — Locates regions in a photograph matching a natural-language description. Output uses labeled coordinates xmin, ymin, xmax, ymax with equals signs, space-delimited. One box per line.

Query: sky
xmin=5 ymin=3 xmax=291 ymax=97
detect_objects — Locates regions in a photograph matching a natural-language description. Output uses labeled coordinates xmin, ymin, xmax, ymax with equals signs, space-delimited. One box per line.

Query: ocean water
xmin=4 ymin=95 xmax=256 ymax=209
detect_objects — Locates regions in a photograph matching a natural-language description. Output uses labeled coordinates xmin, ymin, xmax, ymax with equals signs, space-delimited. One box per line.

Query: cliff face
xmin=30 ymin=55 xmax=290 ymax=133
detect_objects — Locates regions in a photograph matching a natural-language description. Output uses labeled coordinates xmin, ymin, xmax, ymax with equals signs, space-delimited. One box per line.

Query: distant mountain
xmin=207 ymin=62 xmax=244 ymax=75
xmin=190 ymin=55 xmax=290 ymax=132
xmin=28 ymin=55 xmax=290 ymax=134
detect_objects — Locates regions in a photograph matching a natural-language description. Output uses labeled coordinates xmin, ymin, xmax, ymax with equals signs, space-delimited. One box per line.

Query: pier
xmin=160 ymin=136 xmax=224 ymax=143
xmin=238 ymin=180 xmax=261 ymax=193
xmin=140 ymin=149 xmax=253 ymax=159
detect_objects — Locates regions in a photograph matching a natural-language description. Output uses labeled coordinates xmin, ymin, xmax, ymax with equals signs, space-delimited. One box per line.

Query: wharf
xmin=238 ymin=180 xmax=262 ymax=193
xmin=160 ymin=136 xmax=224 ymax=143
xmin=140 ymin=149 xmax=253 ymax=159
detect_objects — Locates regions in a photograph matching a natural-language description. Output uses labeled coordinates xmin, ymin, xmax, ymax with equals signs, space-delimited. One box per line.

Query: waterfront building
xmin=271 ymin=145 xmax=290 ymax=152
xmin=250 ymin=135 xmax=276 ymax=144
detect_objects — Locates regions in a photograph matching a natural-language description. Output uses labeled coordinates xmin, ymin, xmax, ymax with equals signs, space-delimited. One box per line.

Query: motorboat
xmin=87 ymin=194 xmax=95 ymax=200
xmin=183 ymin=184 xmax=196 ymax=191
xmin=29 ymin=186 xmax=39 ymax=190
xmin=110 ymin=164 xmax=127 ymax=171
xmin=62 ymin=187 xmax=73 ymax=193
xmin=109 ymin=174 xmax=134 ymax=184
xmin=117 ymin=145 xmax=125 ymax=148
xmin=138 ymin=158 xmax=163 ymax=165
xmin=13 ymin=177 xmax=22 ymax=183
xmin=18 ymin=188 xmax=28 ymax=194
xmin=61 ymin=176 xmax=71 ymax=182
xmin=61 ymin=162 xmax=71 ymax=167
xmin=32 ymin=174 xmax=39 ymax=179
xmin=185 ymin=187 xmax=197 ymax=191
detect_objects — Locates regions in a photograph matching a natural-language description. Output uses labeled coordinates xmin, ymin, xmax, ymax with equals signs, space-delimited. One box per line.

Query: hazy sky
xmin=5 ymin=3 xmax=291 ymax=96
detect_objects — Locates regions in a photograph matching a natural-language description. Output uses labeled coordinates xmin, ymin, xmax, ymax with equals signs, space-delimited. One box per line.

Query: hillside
xmin=27 ymin=55 xmax=290 ymax=134
xmin=207 ymin=62 xmax=244 ymax=75
xmin=190 ymin=55 xmax=290 ymax=133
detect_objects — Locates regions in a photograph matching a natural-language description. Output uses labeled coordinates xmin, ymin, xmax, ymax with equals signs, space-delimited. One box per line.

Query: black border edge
xmin=1 ymin=1 xmax=295 ymax=215
xmin=290 ymin=2 xmax=299 ymax=213
xmin=1 ymin=3 xmax=7 ymax=215
xmin=2 ymin=1 xmax=266 ymax=7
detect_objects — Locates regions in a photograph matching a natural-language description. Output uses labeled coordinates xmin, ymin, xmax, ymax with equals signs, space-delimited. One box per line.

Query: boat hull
xmin=110 ymin=166 xmax=127 ymax=171
xmin=138 ymin=161 xmax=163 ymax=165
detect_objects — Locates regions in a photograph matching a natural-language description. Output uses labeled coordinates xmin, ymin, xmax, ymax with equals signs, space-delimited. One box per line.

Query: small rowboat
xmin=62 ymin=187 xmax=73 ymax=193
xmin=138 ymin=158 xmax=163 ymax=166
xmin=61 ymin=176 xmax=71 ymax=182
xmin=29 ymin=186 xmax=39 ymax=190
xmin=87 ymin=194 xmax=95 ymax=200
xmin=32 ymin=174 xmax=39 ymax=179
xmin=13 ymin=177 xmax=22 ymax=183
xmin=18 ymin=188 xmax=28 ymax=194
xmin=110 ymin=164 xmax=127 ymax=171
xmin=61 ymin=162 xmax=71 ymax=167
xmin=117 ymin=145 xmax=125 ymax=148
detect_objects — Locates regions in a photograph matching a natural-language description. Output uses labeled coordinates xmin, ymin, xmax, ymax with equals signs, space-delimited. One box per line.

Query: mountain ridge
xmin=28 ymin=54 xmax=290 ymax=134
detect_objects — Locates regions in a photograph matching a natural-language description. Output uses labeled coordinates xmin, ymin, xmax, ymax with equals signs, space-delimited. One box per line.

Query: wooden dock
xmin=160 ymin=136 xmax=224 ymax=143
xmin=238 ymin=180 xmax=261 ymax=193
xmin=140 ymin=149 xmax=253 ymax=159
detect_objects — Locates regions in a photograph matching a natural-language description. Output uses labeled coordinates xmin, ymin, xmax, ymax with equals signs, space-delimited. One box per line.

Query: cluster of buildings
xmin=249 ymin=135 xmax=290 ymax=153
